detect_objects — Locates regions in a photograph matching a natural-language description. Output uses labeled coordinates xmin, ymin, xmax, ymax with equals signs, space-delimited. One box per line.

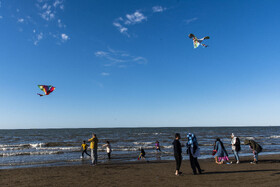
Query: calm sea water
xmin=1 ymin=127 xmax=280 ymax=169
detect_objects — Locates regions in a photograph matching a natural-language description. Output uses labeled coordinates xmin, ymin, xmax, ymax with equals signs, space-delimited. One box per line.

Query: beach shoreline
xmin=1 ymin=154 xmax=280 ymax=186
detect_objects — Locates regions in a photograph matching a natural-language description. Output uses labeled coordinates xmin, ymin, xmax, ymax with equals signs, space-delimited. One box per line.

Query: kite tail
xmin=37 ymin=93 xmax=44 ymax=97
xmin=201 ymin=44 xmax=208 ymax=48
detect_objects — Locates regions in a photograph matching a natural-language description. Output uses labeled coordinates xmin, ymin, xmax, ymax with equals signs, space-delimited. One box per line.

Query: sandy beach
xmin=1 ymin=154 xmax=280 ymax=187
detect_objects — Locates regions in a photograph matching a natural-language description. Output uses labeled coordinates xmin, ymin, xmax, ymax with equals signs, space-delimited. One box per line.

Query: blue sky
xmin=1 ymin=0 xmax=280 ymax=129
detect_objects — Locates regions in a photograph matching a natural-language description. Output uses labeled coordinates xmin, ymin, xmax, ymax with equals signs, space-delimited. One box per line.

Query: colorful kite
xmin=37 ymin=85 xmax=55 ymax=96
xmin=188 ymin=33 xmax=210 ymax=48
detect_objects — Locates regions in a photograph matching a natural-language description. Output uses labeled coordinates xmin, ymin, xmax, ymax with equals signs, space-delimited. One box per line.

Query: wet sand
xmin=1 ymin=154 xmax=280 ymax=187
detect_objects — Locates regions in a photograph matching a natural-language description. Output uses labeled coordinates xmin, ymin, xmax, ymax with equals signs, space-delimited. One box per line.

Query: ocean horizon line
xmin=1 ymin=125 xmax=280 ymax=130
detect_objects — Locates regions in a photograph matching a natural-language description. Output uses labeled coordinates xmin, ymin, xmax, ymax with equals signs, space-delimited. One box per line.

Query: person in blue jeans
xmin=244 ymin=139 xmax=262 ymax=164
xmin=231 ymin=133 xmax=241 ymax=164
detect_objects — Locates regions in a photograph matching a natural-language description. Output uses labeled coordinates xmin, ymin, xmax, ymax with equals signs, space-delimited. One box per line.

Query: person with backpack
xmin=231 ymin=133 xmax=241 ymax=164
xmin=244 ymin=139 xmax=262 ymax=164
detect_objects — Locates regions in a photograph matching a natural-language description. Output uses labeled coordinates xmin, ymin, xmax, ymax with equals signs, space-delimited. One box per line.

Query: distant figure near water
xmin=88 ymin=133 xmax=98 ymax=166
xmin=138 ymin=147 xmax=146 ymax=160
xmin=81 ymin=140 xmax=90 ymax=158
xmin=186 ymin=133 xmax=202 ymax=175
xmin=244 ymin=139 xmax=262 ymax=164
xmin=173 ymin=133 xmax=182 ymax=176
xmin=103 ymin=141 xmax=112 ymax=160
xmin=213 ymin=138 xmax=231 ymax=164
xmin=155 ymin=141 xmax=161 ymax=152
xmin=231 ymin=133 xmax=241 ymax=164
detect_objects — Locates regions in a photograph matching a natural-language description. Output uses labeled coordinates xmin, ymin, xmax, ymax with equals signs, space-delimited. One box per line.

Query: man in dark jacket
xmin=244 ymin=139 xmax=262 ymax=164
xmin=173 ymin=133 xmax=182 ymax=176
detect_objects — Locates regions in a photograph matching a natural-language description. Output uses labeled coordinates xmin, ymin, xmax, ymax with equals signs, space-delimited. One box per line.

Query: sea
xmin=1 ymin=127 xmax=280 ymax=169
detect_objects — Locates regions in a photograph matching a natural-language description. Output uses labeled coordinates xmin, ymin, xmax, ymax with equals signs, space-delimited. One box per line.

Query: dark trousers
xmin=174 ymin=155 xmax=182 ymax=171
xmin=82 ymin=150 xmax=90 ymax=157
xmin=107 ymin=152 xmax=111 ymax=159
xmin=189 ymin=154 xmax=201 ymax=174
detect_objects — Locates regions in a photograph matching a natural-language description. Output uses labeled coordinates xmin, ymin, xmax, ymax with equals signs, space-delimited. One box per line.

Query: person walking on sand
xmin=244 ymin=139 xmax=262 ymax=164
xmin=81 ymin=140 xmax=91 ymax=158
xmin=88 ymin=133 xmax=98 ymax=165
xmin=213 ymin=138 xmax=231 ymax=164
xmin=173 ymin=133 xmax=182 ymax=176
xmin=231 ymin=133 xmax=241 ymax=164
xmin=186 ymin=133 xmax=202 ymax=175
xmin=103 ymin=141 xmax=112 ymax=159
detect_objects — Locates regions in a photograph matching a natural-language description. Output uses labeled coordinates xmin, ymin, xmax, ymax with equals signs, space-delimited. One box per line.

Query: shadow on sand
xmin=204 ymin=169 xmax=280 ymax=175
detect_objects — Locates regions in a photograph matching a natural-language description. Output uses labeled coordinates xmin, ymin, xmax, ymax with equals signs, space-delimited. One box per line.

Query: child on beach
xmin=81 ymin=140 xmax=91 ymax=158
xmin=103 ymin=141 xmax=112 ymax=159
xmin=173 ymin=133 xmax=182 ymax=176
xmin=244 ymin=139 xmax=262 ymax=164
xmin=138 ymin=147 xmax=146 ymax=160
xmin=155 ymin=141 xmax=161 ymax=152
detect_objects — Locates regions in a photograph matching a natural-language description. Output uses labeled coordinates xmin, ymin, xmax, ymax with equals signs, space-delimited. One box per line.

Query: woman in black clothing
xmin=173 ymin=133 xmax=182 ymax=176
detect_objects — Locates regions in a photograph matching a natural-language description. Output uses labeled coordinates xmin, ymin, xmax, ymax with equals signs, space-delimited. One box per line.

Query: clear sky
xmin=1 ymin=0 xmax=280 ymax=129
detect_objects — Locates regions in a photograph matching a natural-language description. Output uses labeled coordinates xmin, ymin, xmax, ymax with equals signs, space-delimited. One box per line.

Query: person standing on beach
xmin=138 ymin=147 xmax=146 ymax=160
xmin=88 ymin=133 xmax=98 ymax=165
xmin=173 ymin=133 xmax=182 ymax=176
xmin=213 ymin=138 xmax=231 ymax=164
xmin=155 ymin=141 xmax=161 ymax=152
xmin=231 ymin=133 xmax=241 ymax=164
xmin=244 ymin=139 xmax=262 ymax=164
xmin=103 ymin=141 xmax=112 ymax=159
xmin=186 ymin=133 xmax=202 ymax=175
xmin=81 ymin=140 xmax=91 ymax=158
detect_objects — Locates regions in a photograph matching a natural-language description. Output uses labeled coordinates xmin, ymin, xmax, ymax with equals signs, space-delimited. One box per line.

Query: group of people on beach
xmin=172 ymin=132 xmax=263 ymax=176
xmin=81 ymin=133 xmax=111 ymax=166
xmin=80 ymin=132 xmax=263 ymax=174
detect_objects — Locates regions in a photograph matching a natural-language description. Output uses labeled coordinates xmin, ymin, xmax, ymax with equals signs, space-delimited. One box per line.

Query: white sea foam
xmin=133 ymin=142 xmax=153 ymax=145
xmin=0 ymin=151 xmax=63 ymax=157
xmin=270 ymin=135 xmax=280 ymax=139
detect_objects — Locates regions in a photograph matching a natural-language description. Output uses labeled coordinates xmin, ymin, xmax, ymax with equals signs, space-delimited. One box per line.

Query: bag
xmin=212 ymin=150 xmax=217 ymax=156
xmin=235 ymin=137 xmax=241 ymax=152
xmin=256 ymin=144 xmax=263 ymax=153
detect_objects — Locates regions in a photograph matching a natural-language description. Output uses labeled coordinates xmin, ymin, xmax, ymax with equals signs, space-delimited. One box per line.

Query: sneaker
xmin=236 ymin=161 xmax=240 ymax=164
xmin=250 ymin=161 xmax=256 ymax=164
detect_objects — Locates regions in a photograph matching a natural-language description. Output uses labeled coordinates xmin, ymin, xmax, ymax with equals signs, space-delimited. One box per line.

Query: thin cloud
xmin=0 ymin=16 xmax=3 ymax=19
xmin=125 ymin=11 xmax=147 ymax=25
xmin=113 ymin=10 xmax=146 ymax=36
xmin=29 ymin=0 xmax=68 ymax=45
xmin=17 ymin=18 xmax=24 ymax=23
xmin=34 ymin=32 xmax=43 ymax=45
xmin=57 ymin=19 xmax=66 ymax=28
xmin=101 ymin=72 xmax=110 ymax=76
xmin=95 ymin=48 xmax=147 ymax=67
xmin=152 ymin=6 xmax=166 ymax=13
xmin=184 ymin=17 xmax=198 ymax=24
xmin=113 ymin=21 xmax=129 ymax=36
xmin=61 ymin=33 xmax=69 ymax=41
